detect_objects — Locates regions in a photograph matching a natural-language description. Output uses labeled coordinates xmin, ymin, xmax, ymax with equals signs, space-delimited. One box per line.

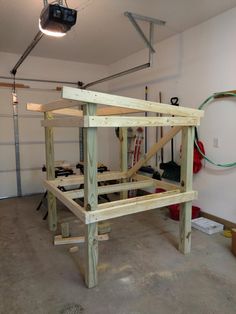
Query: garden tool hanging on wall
xmin=160 ymin=97 xmax=181 ymax=182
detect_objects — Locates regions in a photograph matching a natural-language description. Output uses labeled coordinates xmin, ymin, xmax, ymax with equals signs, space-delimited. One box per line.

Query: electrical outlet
xmin=213 ymin=137 xmax=219 ymax=148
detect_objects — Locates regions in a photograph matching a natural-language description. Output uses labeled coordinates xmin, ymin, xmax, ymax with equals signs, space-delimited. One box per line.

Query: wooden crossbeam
xmin=87 ymin=116 xmax=200 ymax=127
xmin=27 ymin=99 xmax=81 ymax=112
xmin=62 ymin=87 xmax=204 ymax=117
xmin=64 ymin=179 xmax=156 ymax=199
xmin=27 ymin=104 xmax=141 ymax=116
xmin=41 ymin=117 xmax=84 ymax=127
xmin=133 ymin=174 xmax=180 ymax=191
xmin=44 ymin=180 xmax=86 ymax=223
xmin=51 ymin=171 xmax=127 ymax=187
xmin=40 ymin=116 xmax=199 ymax=128
xmin=54 ymin=234 xmax=109 ymax=245
xmin=86 ymin=191 xmax=197 ymax=224
xmin=127 ymin=126 xmax=182 ymax=177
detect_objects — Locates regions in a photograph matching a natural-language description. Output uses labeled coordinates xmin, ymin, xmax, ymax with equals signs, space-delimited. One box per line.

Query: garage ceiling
xmin=1 ymin=0 xmax=236 ymax=65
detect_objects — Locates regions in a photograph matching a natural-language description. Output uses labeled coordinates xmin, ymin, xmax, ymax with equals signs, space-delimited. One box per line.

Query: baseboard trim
xmin=200 ymin=211 xmax=236 ymax=229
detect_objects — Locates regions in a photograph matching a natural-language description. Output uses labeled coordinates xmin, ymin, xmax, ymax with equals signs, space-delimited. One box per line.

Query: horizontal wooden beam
xmin=62 ymin=86 xmax=204 ymax=118
xmin=52 ymin=107 xmax=141 ymax=116
xmin=27 ymin=104 xmax=141 ymax=117
xmin=44 ymin=180 xmax=86 ymax=223
xmin=27 ymin=99 xmax=81 ymax=112
xmin=64 ymin=179 xmax=155 ymax=199
xmin=41 ymin=116 xmax=199 ymax=128
xmin=133 ymin=174 xmax=180 ymax=191
xmin=87 ymin=116 xmax=200 ymax=127
xmin=127 ymin=126 xmax=182 ymax=177
xmin=54 ymin=234 xmax=109 ymax=245
xmin=41 ymin=117 xmax=84 ymax=127
xmin=52 ymin=171 xmax=127 ymax=187
xmin=97 ymin=107 xmax=141 ymax=116
xmin=52 ymin=108 xmax=83 ymax=117
xmin=86 ymin=191 xmax=197 ymax=223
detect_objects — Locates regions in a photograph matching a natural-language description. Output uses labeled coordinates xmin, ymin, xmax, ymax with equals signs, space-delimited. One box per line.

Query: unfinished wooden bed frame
xmin=27 ymin=87 xmax=204 ymax=288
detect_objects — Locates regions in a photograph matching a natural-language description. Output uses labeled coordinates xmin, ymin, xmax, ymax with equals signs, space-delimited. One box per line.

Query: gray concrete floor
xmin=0 ymin=195 xmax=236 ymax=314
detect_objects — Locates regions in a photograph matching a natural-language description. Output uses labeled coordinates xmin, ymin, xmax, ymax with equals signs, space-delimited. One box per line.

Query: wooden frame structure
xmin=27 ymin=86 xmax=204 ymax=288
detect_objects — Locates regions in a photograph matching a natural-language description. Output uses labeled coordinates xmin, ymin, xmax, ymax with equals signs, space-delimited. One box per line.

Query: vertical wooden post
xmin=119 ymin=127 xmax=128 ymax=199
xmin=179 ymin=126 xmax=194 ymax=254
xmin=83 ymin=103 xmax=98 ymax=288
xmin=44 ymin=112 xmax=57 ymax=231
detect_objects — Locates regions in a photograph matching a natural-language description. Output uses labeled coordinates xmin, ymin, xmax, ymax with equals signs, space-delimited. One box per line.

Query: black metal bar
xmin=83 ymin=62 xmax=150 ymax=89
xmin=10 ymin=31 xmax=44 ymax=75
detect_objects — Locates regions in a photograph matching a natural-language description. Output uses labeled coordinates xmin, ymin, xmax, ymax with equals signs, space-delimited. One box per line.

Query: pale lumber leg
xmin=119 ymin=127 xmax=128 ymax=199
xmin=83 ymin=103 xmax=98 ymax=288
xmin=61 ymin=222 xmax=70 ymax=238
xmin=44 ymin=112 xmax=57 ymax=231
xmin=179 ymin=126 xmax=194 ymax=254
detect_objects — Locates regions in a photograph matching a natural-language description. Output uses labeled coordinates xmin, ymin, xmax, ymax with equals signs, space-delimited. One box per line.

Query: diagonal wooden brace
xmin=127 ymin=126 xmax=182 ymax=177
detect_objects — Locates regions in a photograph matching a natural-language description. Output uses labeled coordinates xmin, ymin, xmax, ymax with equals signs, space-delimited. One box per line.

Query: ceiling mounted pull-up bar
xmin=124 ymin=12 xmax=156 ymax=53
xmin=83 ymin=12 xmax=165 ymax=89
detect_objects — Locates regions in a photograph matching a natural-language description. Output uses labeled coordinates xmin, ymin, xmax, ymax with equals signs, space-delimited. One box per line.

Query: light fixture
xmin=39 ymin=1 xmax=77 ymax=37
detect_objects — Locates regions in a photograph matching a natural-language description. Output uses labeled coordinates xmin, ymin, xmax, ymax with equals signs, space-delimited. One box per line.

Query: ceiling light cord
xmin=195 ymin=92 xmax=236 ymax=168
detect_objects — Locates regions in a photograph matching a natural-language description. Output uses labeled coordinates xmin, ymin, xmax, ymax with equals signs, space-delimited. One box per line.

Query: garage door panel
xmin=21 ymin=170 xmax=45 ymax=195
xmin=0 ymin=89 xmax=13 ymax=115
xmin=0 ymin=118 xmax=14 ymax=142
xmin=54 ymin=143 xmax=80 ymax=164
xmin=54 ymin=127 xmax=79 ymax=142
xmin=0 ymin=172 xmax=17 ymax=198
xmin=20 ymin=144 xmax=45 ymax=169
xmin=19 ymin=117 xmax=44 ymax=142
xmin=0 ymin=145 xmax=16 ymax=171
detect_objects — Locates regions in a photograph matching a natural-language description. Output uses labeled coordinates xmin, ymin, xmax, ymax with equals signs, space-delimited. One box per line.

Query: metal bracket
xmin=124 ymin=11 xmax=166 ymax=61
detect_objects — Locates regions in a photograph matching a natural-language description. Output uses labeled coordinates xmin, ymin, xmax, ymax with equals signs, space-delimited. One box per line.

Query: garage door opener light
xmin=39 ymin=0 xmax=77 ymax=37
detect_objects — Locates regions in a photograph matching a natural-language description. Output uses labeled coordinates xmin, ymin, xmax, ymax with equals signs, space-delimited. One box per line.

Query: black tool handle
xmin=170 ymin=97 xmax=179 ymax=161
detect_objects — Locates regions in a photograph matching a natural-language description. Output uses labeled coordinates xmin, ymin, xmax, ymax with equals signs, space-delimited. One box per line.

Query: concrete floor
xmin=0 ymin=195 xmax=236 ymax=314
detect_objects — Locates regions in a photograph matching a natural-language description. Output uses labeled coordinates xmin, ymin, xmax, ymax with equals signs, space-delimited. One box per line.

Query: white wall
xmin=0 ymin=52 xmax=115 ymax=197
xmin=107 ymin=7 xmax=236 ymax=223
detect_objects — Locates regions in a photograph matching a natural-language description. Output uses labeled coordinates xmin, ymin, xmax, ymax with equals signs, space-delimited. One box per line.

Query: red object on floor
xmin=169 ymin=204 xmax=200 ymax=221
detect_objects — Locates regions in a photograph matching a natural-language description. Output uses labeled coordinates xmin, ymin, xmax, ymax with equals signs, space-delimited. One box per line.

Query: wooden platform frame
xmin=27 ymin=87 xmax=203 ymax=288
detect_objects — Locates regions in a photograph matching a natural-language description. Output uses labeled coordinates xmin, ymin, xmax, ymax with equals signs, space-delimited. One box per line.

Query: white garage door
xmin=0 ymin=86 xmax=80 ymax=198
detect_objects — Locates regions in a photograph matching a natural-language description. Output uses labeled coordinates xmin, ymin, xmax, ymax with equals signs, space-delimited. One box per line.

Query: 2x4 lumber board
xmin=62 ymin=86 xmax=204 ymax=118
xmin=133 ymin=174 xmax=180 ymax=191
xmin=52 ymin=108 xmax=83 ymax=117
xmin=52 ymin=171 xmax=127 ymax=187
xmin=87 ymin=116 xmax=200 ymax=127
xmin=44 ymin=112 xmax=57 ymax=231
xmin=27 ymin=99 xmax=81 ymax=112
xmin=41 ymin=116 xmax=198 ymax=128
xmin=0 ymin=82 xmax=29 ymax=88
xmin=64 ymin=179 xmax=155 ymax=199
xmin=179 ymin=127 xmax=195 ymax=254
xmin=119 ymin=127 xmax=128 ymax=199
xmin=27 ymin=104 xmax=142 ymax=116
xmin=86 ymin=191 xmax=197 ymax=224
xmin=44 ymin=180 xmax=86 ymax=223
xmin=83 ymin=103 xmax=98 ymax=288
xmin=127 ymin=126 xmax=182 ymax=177
xmin=97 ymin=107 xmax=141 ymax=116
xmin=54 ymin=234 xmax=109 ymax=245
xmin=41 ymin=117 xmax=84 ymax=127
xmin=97 ymin=189 xmax=180 ymax=210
